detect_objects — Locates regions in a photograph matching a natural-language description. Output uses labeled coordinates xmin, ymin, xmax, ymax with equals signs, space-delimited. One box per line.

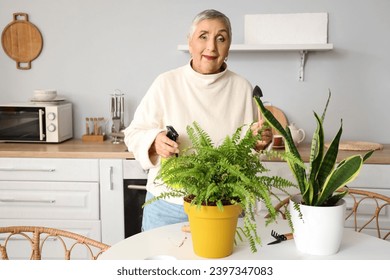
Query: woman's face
xmin=188 ymin=19 xmax=230 ymax=74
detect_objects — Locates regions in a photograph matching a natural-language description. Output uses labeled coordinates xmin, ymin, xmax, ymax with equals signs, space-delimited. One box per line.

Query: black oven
xmin=123 ymin=179 xmax=147 ymax=237
xmin=123 ymin=160 xmax=148 ymax=238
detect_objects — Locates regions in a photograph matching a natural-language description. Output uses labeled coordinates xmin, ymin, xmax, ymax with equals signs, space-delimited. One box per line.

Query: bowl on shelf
xmin=32 ymin=89 xmax=57 ymax=101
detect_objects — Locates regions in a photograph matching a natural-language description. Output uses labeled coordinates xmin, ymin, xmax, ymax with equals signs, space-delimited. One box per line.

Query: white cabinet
xmin=0 ymin=158 xmax=99 ymax=181
xmin=0 ymin=181 xmax=99 ymax=219
xmin=0 ymin=157 xmax=127 ymax=259
xmin=99 ymin=159 xmax=124 ymax=245
xmin=0 ymin=158 xmax=101 ymax=259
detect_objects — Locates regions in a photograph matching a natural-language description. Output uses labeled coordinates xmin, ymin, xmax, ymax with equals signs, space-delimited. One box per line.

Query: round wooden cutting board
xmin=1 ymin=13 xmax=43 ymax=70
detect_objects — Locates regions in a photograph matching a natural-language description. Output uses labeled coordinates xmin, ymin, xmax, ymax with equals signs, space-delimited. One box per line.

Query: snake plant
xmin=254 ymin=86 xmax=373 ymax=206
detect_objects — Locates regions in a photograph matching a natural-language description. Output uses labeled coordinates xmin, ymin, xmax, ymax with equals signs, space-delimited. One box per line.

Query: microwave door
xmin=0 ymin=107 xmax=46 ymax=142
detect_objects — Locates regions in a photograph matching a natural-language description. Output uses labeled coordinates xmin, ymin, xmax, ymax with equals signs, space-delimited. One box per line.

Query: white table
xmin=100 ymin=217 xmax=390 ymax=260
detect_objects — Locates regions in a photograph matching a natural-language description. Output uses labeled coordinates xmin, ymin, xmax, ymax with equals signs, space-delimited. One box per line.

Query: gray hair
xmin=188 ymin=9 xmax=232 ymax=43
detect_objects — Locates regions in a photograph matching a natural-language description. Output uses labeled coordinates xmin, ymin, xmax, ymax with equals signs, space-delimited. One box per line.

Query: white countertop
xmin=0 ymin=139 xmax=132 ymax=159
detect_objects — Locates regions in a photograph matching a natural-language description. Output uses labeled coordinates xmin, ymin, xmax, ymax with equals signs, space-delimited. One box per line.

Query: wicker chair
xmin=268 ymin=187 xmax=390 ymax=240
xmin=0 ymin=226 xmax=110 ymax=260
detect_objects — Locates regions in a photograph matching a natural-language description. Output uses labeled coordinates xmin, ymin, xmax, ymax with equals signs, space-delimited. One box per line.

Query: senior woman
xmin=124 ymin=9 xmax=271 ymax=231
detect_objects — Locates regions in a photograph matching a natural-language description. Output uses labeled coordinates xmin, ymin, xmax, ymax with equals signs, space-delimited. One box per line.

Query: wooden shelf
xmin=177 ymin=43 xmax=333 ymax=52
xmin=177 ymin=43 xmax=333 ymax=81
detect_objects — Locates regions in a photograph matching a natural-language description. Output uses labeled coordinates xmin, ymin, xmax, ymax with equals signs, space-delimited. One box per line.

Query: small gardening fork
xmin=267 ymin=230 xmax=294 ymax=245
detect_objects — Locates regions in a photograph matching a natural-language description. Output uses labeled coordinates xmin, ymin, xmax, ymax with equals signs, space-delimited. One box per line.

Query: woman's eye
xmin=216 ymin=36 xmax=225 ymax=42
xmin=199 ymin=34 xmax=207 ymax=40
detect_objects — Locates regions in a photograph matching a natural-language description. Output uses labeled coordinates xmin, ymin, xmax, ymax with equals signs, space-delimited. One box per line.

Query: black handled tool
xmin=166 ymin=125 xmax=179 ymax=157
xmin=267 ymin=230 xmax=293 ymax=245
xmin=252 ymin=85 xmax=263 ymax=98
xmin=166 ymin=125 xmax=179 ymax=142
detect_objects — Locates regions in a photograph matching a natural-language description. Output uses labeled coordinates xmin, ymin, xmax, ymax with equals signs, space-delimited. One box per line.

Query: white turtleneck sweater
xmin=124 ymin=62 xmax=256 ymax=204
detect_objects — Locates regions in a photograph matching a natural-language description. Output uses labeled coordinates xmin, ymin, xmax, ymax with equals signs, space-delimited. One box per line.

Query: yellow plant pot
xmin=184 ymin=201 xmax=242 ymax=258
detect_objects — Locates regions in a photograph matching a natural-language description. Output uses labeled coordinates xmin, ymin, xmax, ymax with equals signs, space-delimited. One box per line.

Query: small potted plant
xmin=146 ymin=121 xmax=294 ymax=258
xmin=254 ymin=86 xmax=373 ymax=255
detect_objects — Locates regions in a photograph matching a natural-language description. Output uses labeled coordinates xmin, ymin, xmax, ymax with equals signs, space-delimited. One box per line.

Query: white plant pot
xmin=289 ymin=195 xmax=346 ymax=256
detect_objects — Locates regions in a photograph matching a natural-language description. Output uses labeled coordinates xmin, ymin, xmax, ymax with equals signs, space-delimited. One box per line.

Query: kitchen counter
xmin=0 ymin=139 xmax=133 ymax=159
xmin=0 ymin=140 xmax=388 ymax=163
xmin=271 ymin=143 xmax=390 ymax=164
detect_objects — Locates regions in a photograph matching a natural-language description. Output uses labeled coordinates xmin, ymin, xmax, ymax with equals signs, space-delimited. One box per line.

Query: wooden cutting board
xmin=326 ymin=141 xmax=383 ymax=151
xmin=1 ymin=13 xmax=43 ymax=70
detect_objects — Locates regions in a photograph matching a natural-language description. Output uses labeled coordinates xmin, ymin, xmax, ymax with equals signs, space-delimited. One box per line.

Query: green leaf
xmin=317 ymin=120 xmax=343 ymax=187
xmin=317 ymin=155 xmax=363 ymax=205
xmin=363 ymin=150 xmax=374 ymax=161
xmin=324 ymin=189 xmax=348 ymax=206
xmin=254 ymin=95 xmax=307 ymax=195
xmin=321 ymin=89 xmax=332 ymax=122
xmin=306 ymin=112 xmax=324 ymax=204
xmin=254 ymin=96 xmax=287 ymax=138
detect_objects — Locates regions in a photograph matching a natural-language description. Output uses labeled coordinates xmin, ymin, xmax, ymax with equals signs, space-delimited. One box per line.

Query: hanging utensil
xmin=85 ymin=117 xmax=90 ymax=135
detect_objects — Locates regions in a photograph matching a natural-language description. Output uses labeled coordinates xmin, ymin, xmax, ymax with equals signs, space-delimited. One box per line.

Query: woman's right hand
xmin=150 ymin=131 xmax=179 ymax=159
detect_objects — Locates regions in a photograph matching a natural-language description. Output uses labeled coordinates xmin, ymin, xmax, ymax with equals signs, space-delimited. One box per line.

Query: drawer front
xmin=348 ymin=164 xmax=390 ymax=189
xmin=0 ymin=158 xmax=99 ymax=182
xmin=0 ymin=181 xmax=99 ymax=219
xmin=0 ymin=219 xmax=101 ymax=260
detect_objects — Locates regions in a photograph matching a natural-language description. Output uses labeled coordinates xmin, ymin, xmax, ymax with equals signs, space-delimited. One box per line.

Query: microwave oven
xmin=0 ymin=102 xmax=73 ymax=143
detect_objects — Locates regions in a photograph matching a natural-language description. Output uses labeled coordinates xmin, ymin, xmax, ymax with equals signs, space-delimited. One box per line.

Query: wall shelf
xmin=177 ymin=43 xmax=333 ymax=81
xmin=177 ymin=43 xmax=333 ymax=52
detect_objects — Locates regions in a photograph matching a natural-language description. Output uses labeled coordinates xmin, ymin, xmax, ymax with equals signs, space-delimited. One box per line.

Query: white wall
xmin=1 ymin=0 xmax=389 ymax=143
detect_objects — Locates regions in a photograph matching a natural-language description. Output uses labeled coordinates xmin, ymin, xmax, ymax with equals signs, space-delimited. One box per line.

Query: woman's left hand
xmin=251 ymin=122 xmax=273 ymax=150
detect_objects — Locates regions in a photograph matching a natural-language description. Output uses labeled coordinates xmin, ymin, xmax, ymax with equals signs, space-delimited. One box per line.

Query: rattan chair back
xmin=0 ymin=226 xmax=110 ymax=260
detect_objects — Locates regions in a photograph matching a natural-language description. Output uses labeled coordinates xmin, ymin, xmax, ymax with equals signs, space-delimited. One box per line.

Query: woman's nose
xmin=206 ymin=39 xmax=216 ymax=51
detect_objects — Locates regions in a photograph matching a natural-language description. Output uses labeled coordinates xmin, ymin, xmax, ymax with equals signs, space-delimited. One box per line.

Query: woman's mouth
xmin=202 ymin=55 xmax=217 ymax=60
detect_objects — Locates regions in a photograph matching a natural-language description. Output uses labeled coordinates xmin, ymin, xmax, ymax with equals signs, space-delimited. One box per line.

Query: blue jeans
xmin=142 ymin=192 xmax=188 ymax=231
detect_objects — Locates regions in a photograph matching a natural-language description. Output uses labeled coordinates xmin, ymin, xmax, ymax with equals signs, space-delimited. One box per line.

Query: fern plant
xmin=254 ymin=86 xmax=374 ymax=206
xmin=148 ymin=121 xmax=295 ymax=252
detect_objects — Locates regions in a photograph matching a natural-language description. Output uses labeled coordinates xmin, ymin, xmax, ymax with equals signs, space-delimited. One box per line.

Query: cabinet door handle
xmin=0 ymin=199 xmax=56 ymax=203
xmin=0 ymin=168 xmax=56 ymax=172
xmin=108 ymin=166 xmax=113 ymax=190
xmin=127 ymin=185 xmax=146 ymax=191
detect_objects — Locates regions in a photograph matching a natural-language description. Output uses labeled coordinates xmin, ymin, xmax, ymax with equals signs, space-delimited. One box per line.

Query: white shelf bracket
xmin=299 ymin=50 xmax=308 ymax=81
